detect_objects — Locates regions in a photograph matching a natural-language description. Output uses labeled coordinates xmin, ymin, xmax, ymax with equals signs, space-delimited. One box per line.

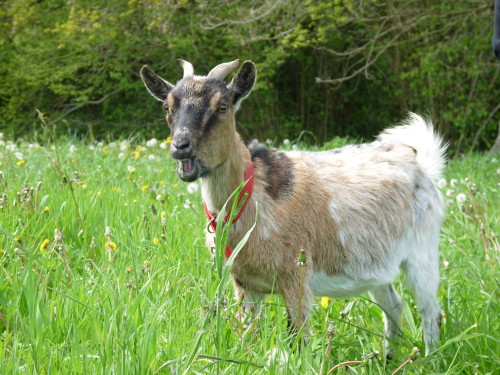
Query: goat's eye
xmin=217 ymin=104 xmax=227 ymax=114
xmin=164 ymin=106 xmax=170 ymax=113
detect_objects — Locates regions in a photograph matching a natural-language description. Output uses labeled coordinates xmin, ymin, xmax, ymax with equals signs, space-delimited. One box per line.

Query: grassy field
xmin=0 ymin=134 xmax=498 ymax=374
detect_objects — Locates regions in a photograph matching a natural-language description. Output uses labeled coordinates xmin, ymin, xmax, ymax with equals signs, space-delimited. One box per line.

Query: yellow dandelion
xmin=102 ymin=146 xmax=109 ymax=154
xmin=130 ymin=151 xmax=141 ymax=159
xmin=14 ymin=235 xmax=22 ymax=243
xmin=105 ymin=241 xmax=117 ymax=252
xmin=82 ymin=184 xmax=88 ymax=189
xmin=136 ymin=145 xmax=146 ymax=152
xmin=165 ymin=136 xmax=172 ymax=144
xmin=127 ymin=266 xmax=134 ymax=273
xmin=141 ymin=185 xmax=150 ymax=191
xmin=0 ymin=162 xmax=3 ymax=167
xmin=173 ymin=183 xmax=179 ymax=188
xmin=112 ymin=187 xmax=120 ymax=193
xmin=44 ymin=206 xmax=50 ymax=213
xmin=160 ymin=211 xmax=166 ymax=218
xmin=320 ymin=296 xmax=330 ymax=309
xmin=16 ymin=160 xmax=26 ymax=166
xmin=153 ymin=237 xmax=160 ymax=245
xmin=159 ymin=180 xmax=165 ymax=185
xmin=71 ymin=159 xmax=77 ymax=163
xmin=40 ymin=239 xmax=50 ymax=252
xmin=0 ymin=249 xmax=5 ymax=254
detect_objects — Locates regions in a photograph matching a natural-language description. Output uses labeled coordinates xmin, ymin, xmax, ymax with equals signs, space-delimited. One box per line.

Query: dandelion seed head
xmin=69 ymin=145 xmax=77 ymax=153
xmin=187 ymin=182 xmax=199 ymax=194
xmin=456 ymin=193 xmax=466 ymax=204
xmin=127 ymin=166 xmax=136 ymax=173
xmin=283 ymin=139 xmax=290 ymax=145
xmin=120 ymin=141 xmax=129 ymax=151
xmin=148 ymin=154 xmax=156 ymax=160
xmin=437 ymin=178 xmax=447 ymax=189
xmin=292 ymin=144 xmax=299 ymax=151
xmin=146 ymin=138 xmax=158 ymax=147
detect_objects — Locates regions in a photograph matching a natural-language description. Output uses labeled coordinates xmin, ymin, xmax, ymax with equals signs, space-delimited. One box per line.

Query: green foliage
xmin=0 ymin=0 xmax=498 ymax=153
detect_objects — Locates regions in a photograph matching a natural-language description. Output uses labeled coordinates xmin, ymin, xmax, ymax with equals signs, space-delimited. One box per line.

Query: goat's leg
xmin=403 ymin=258 xmax=441 ymax=356
xmin=369 ymin=284 xmax=403 ymax=359
xmin=234 ymin=285 xmax=265 ymax=329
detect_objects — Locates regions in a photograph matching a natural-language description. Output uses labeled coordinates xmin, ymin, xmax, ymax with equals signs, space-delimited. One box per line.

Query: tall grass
xmin=0 ymin=134 xmax=498 ymax=374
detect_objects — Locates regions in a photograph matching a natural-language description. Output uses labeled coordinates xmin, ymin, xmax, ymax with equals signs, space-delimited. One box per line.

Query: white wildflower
xmin=450 ymin=178 xmax=458 ymax=187
xmin=0 ymin=140 xmax=5 ymax=147
xmin=14 ymin=152 xmax=24 ymax=160
xmin=127 ymin=165 xmax=136 ymax=173
xmin=187 ymin=182 xmax=199 ymax=194
xmin=104 ymin=226 xmax=112 ymax=237
xmin=146 ymin=138 xmax=158 ymax=147
xmin=456 ymin=193 xmax=466 ymax=204
xmin=118 ymin=152 xmax=125 ymax=159
xmin=109 ymin=142 xmax=116 ymax=148
xmin=283 ymin=139 xmax=290 ymax=146
xmin=69 ymin=145 xmax=77 ymax=153
xmin=119 ymin=141 xmax=129 ymax=151
xmin=156 ymin=194 xmax=163 ymax=202
xmin=443 ymin=260 xmax=450 ymax=269
xmin=160 ymin=142 xmax=168 ymax=150
xmin=183 ymin=199 xmax=191 ymax=209
xmin=148 ymin=154 xmax=156 ymax=160
xmin=437 ymin=178 xmax=447 ymax=189
xmin=266 ymin=139 xmax=272 ymax=145
xmin=88 ymin=145 xmax=96 ymax=151
xmin=446 ymin=189 xmax=454 ymax=197
xmin=6 ymin=144 xmax=16 ymax=151
xmin=292 ymin=144 xmax=299 ymax=151
xmin=97 ymin=142 xmax=104 ymax=147
xmin=491 ymin=158 xmax=497 ymax=163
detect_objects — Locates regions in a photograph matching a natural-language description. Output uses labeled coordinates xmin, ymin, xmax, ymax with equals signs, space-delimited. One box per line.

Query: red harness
xmin=203 ymin=162 xmax=255 ymax=257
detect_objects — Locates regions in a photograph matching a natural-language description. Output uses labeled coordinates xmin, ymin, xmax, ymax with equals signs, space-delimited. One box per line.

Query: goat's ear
xmin=140 ymin=65 xmax=174 ymax=102
xmin=228 ymin=60 xmax=256 ymax=111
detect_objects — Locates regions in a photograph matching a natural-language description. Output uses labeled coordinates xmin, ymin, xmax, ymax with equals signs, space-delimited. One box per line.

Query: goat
xmin=140 ymin=59 xmax=446 ymax=357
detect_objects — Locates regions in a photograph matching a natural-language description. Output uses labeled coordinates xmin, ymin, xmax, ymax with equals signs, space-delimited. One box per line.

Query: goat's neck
xmin=201 ymin=133 xmax=250 ymax=214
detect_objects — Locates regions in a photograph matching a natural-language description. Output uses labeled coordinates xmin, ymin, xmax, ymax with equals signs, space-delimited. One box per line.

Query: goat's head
xmin=140 ymin=59 xmax=256 ymax=182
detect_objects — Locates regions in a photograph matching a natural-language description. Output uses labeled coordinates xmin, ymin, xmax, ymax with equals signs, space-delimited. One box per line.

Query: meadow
xmin=0 ymin=133 xmax=498 ymax=374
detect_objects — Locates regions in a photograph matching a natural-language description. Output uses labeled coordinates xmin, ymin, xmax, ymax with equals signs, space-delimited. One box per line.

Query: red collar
xmin=203 ymin=162 xmax=255 ymax=258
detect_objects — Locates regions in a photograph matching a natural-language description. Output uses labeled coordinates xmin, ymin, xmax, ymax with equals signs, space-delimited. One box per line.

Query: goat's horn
xmin=178 ymin=59 xmax=194 ymax=78
xmin=207 ymin=59 xmax=240 ymax=80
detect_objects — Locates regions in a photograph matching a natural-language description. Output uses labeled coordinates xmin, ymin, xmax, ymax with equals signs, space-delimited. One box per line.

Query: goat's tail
xmin=378 ymin=113 xmax=447 ymax=183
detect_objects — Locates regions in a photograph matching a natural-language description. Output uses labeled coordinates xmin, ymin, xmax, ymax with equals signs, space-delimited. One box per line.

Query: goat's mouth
xmin=177 ymin=157 xmax=200 ymax=182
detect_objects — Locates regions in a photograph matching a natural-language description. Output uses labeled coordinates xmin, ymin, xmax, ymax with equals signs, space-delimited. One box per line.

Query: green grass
xmin=0 ymin=135 xmax=498 ymax=374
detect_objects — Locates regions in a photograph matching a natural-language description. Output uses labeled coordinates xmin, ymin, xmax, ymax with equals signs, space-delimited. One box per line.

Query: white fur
xmin=378 ymin=112 xmax=447 ymax=183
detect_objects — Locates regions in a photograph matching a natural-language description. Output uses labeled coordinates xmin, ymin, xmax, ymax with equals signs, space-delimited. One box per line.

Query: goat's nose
xmin=172 ymin=138 xmax=191 ymax=151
